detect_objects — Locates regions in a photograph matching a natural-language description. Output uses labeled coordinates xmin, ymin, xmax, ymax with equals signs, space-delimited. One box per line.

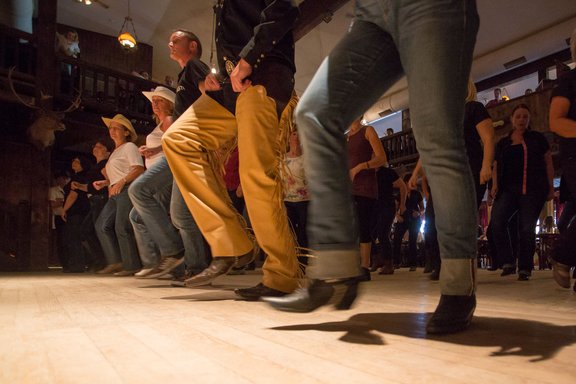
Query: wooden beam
xmin=29 ymin=0 xmax=58 ymax=270
xmin=294 ymin=0 xmax=351 ymax=41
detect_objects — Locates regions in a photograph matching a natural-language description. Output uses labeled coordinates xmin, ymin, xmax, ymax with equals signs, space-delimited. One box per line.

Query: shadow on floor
xmin=271 ymin=312 xmax=576 ymax=362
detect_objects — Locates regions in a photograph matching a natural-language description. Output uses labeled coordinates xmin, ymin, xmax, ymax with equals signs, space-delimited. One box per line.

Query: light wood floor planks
xmin=1 ymin=269 xmax=575 ymax=384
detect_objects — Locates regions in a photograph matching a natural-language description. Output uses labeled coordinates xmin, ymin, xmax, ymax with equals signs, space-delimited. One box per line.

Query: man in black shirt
xmin=163 ymin=1 xmax=300 ymax=298
xmin=128 ymin=30 xmax=211 ymax=280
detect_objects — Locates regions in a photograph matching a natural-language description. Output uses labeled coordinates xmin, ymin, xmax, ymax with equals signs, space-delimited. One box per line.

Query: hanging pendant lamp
xmin=118 ymin=0 xmax=138 ymax=50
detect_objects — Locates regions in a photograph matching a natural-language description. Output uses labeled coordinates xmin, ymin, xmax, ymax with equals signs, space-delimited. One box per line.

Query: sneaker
xmin=96 ymin=263 xmax=123 ymax=274
xmin=113 ymin=270 xmax=138 ymax=277
xmin=141 ymin=254 xmax=185 ymax=279
xmin=134 ymin=268 xmax=154 ymax=278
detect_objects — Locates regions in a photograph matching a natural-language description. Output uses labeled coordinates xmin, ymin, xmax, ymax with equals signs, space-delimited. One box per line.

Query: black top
xmin=464 ymin=101 xmax=491 ymax=174
xmin=214 ymin=0 xmax=298 ymax=77
xmin=174 ymin=59 xmax=211 ymax=120
xmin=551 ymin=68 xmax=576 ymax=162
xmin=377 ymin=167 xmax=399 ymax=203
xmin=500 ymin=144 xmax=524 ymax=194
xmin=495 ymin=130 xmax=550 ymax=196
xmin=210 ymin=0 xmax=298 ymax=114
xmin=85 ymin=159 xmax=108 ymax=196
xmin=65 ymin=171 xmax=90 ymax=216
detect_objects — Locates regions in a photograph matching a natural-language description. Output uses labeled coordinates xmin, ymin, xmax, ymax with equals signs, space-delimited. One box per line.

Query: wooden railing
xmin=57 ymin=56 xmax=165 ymax=121
xmin=0 ymin=25 xmax=166 ymax=124
xmin=381 ymin=130 xmax=419 ymax=166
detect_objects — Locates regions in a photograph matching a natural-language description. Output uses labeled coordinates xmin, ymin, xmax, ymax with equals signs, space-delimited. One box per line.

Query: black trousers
xmin=374 ymin=200 xmax=396 ymax=264
xmin=393 ymin=215 xmax=421 ymax=267
xmin=80 ymin=195 xmax=107 ymax=269
xmin=285 ymin=200 xmax=309 ymax=250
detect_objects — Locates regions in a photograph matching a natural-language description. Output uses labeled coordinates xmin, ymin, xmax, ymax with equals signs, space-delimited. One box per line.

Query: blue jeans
xmin=170 ymin=181 xmax=210 ymax=272
xmin=128 ymin=157 xmax=184 ymax=267
xmin=296 ymin=0 xmax=479 ymax=284
xmin=95 ymin=188 xmax=141 ymax=271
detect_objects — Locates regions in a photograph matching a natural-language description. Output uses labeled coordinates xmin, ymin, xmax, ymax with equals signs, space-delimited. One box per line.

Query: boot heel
xmin=334 ymin=280 xmax=358 ymax=310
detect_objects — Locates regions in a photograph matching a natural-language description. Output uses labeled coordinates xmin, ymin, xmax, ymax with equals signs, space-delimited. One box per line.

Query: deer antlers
xmin=8 ymin=66 xmax=82 ymax=113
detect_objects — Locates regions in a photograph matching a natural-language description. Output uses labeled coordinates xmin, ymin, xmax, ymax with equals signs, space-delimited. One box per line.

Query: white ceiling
xmin=57 ymin=0 xmax=576 ymax=98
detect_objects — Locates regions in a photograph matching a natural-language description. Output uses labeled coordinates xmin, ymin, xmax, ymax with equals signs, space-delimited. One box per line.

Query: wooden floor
xmin=1 ymin=268 xmax=575 ymax=384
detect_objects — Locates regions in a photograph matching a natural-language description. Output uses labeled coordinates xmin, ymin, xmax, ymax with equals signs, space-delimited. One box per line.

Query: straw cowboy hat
xmin=142 ymin=86 xmax=176 ymax=104
xmin=101 ymin=114 xmax=138 ymax=142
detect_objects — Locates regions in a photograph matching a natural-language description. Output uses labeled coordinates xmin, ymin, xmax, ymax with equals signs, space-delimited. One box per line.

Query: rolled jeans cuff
xmin=440 ymin=258 xmax=477 ymax=296
xmin=307 ymin=249 xmax=362 ymax=280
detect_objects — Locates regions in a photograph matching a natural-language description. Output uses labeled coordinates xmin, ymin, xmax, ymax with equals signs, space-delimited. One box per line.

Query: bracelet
xmin=365 ymin=161 xmax=369 ymax=170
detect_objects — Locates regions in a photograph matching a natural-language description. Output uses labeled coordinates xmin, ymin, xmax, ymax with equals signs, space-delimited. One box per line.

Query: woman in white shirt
xmin=127 ymin=87 xmax=184 ymax=278
xmin=94 ymin=114 xmax=145 ymax=275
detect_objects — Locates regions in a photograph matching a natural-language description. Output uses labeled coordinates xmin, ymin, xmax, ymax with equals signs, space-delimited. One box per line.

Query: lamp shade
xmin=118 ymin=32 xmax=136 ymax=48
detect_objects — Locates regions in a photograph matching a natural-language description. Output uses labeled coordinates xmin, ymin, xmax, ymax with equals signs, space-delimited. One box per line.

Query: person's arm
xmin=109 ymin=165 xmax=145 ymax=197
xmin=545 ymin=150 xmax=555 ymax=201
xmin=365 ymin=126 xmax=388 ymax=168
xmin=476 ymin=117 xmax=495 ymax=185
xmin=350 ymin=126 xmax=387 ymax=181
xmin=231 ymin=0 xmax=300 ymax=92
xmin=490 ymin=160 xmax=498 ymax=199
xmin=549 ymin=96 xmax=576 ymax=138
xmin=50 ymin=199 xmax=63 ymax=210
xmin=60 ymin=190 xmax=78 ymax=222
xmin=408 ymin=159 xmax=423 ymax=190
xmin=392 ymin=177 xmax=408 ymax=217
xmin=421 ymin=173 xmax=430 ymax=202
xmin=71 ymin=181 xmax=88 ymax=193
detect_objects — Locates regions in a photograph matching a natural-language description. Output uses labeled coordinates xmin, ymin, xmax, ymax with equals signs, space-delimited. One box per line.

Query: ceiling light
xmin=118 ymin=0 xmax=138 ymax=50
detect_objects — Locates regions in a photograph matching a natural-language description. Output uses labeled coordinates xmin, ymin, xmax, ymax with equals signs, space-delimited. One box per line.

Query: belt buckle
xmin=225 ymin=59 xmax=236 ymax=75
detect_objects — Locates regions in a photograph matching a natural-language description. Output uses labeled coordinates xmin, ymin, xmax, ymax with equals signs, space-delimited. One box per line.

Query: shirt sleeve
xmin=125 ymin=143 xmax=144 ymax=168
xmin=187 ymin=59 xmax=210 ymax=88
xmin=239 ymin=0 xmax=300 ymax=67
xmin=552 ymin=72 xmax=575 ymax=101
xmin=472 ymin=101 xmax=491 ymax=126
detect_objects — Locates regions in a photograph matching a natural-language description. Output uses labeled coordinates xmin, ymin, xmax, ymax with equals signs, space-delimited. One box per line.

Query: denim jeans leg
xmin=129 ymin=207 xmax=160 ymax=267
xmin=170 ymin=182 xmax=210 ymax=272
xmin=396 ymin=0 xmax=479 ymax=267
xmin=95 ymin=197 xmax=122 ymax=265
xmin=113 ymin=189 xmax=141 ymax=271
xmin=296 ymin=19 xmax=405 ymax=279
xmin=128 ymin=157 xmax=184 ymax=257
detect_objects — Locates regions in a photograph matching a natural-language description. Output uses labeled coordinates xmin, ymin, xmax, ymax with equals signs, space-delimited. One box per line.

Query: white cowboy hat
xmin=142 ymin=86 xmax=176 ymax=105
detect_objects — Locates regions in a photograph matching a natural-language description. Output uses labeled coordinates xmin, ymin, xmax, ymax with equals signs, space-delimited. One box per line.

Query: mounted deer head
xmin=8 ymin=67 xmax=81 ymax=150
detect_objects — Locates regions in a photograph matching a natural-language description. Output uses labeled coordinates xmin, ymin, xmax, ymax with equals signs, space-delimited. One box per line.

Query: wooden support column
xmin=36 ymin=0 xmax=57 ymax=103
xmin=28 ymin=0 xmax=57 ymax=270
